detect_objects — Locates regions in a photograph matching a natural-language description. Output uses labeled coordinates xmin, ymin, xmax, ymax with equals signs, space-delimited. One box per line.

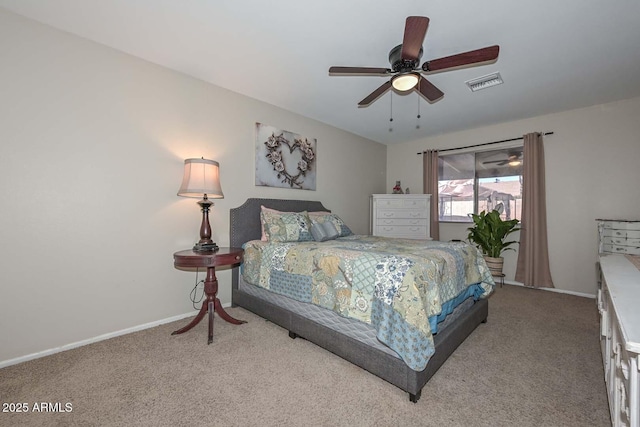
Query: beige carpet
xmin=0 ymin=285 xmax=610 ymax=427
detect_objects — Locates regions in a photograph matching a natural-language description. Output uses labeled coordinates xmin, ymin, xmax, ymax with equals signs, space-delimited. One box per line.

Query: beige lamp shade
xmin=177 ymin=158 xmax=224 ymax=198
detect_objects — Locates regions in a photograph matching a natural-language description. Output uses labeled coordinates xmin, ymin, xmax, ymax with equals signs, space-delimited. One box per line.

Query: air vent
xmin=465 ymin=72 xmax=503 ymax=92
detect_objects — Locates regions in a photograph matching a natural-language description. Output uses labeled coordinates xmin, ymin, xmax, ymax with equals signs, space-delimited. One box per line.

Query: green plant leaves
xmin=467 ymin=209 xmax=520 ymax=258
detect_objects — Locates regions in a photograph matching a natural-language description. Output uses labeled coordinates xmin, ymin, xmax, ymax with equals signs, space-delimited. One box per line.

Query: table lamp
xmin=177 ymin=158 xmax=224 ymax=252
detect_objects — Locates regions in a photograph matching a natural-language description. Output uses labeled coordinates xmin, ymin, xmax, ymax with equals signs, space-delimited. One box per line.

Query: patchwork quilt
xmin=242 ymin=235 xmax=495 ymax=371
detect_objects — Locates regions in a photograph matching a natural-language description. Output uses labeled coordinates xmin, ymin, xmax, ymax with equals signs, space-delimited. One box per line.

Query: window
xmin=438 ymin=147 xmax=523 ymax=222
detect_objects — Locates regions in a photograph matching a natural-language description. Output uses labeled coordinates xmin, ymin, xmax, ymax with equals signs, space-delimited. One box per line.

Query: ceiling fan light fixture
xmin=508 ymin=159 xmax=521 ymax=166
xmin=391 ymin=73 xmax=419 ymax=91
xmin=465 ymin=72 xmax=503 ymax=92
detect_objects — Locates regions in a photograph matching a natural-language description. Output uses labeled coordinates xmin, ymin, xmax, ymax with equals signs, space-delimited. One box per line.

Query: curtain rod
xmin=416 ymin=131 xmax=554 ymax=155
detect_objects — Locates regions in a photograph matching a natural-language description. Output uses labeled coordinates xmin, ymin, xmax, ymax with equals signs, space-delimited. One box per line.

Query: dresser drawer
xmin=376 ymin=218 xmax=427 ymax=226
xmin=375 ymin=198 xmax=403 ymax=209
xmin=601 ymin=221 xmax=640 ymax=232
xmin=375 ymin=198 xmax=429 ymax=209
xmin=401 ymin=198 xmax=428 ymax=209
xmin=375 ymin=225 xmax=428 ymax=238
xmin=602 ymin=236 xmax=640 ymax=247
xmin=602 ymin=229 xmax=640 ymax=239
xmin=602 ymin=244 xmax=640 ymax=255
xmin=376 ymin=209 xmax=427 ymax=220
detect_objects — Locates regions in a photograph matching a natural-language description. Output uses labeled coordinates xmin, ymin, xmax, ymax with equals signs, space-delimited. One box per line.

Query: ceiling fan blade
xmin=483 ymin=159 xmax=509 ymax=165
xmin=329 ymin=66 xmax=391 ymax=76
xmin=400 ymin=16 xmax=429 ymax=61
xmin=358 ymin=81 xmax=392 ymax=107
xmin=416 ymin=77 xmax=444 ymax=103
xmin=422 ymin=45 xmax=500 ymax=72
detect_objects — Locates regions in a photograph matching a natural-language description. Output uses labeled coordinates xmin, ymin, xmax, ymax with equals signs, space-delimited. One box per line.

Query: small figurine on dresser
xmin=392 ymin=181 xmax=404 ymax=194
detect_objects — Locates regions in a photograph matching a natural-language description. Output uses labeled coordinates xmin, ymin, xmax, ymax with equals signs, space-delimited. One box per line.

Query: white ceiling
xmin=2 ymin=0 xmax=640 ymax=145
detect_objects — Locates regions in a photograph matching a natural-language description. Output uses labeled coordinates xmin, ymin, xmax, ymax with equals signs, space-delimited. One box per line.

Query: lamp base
xmin=193 ymin=242 xmax=219 ymax=252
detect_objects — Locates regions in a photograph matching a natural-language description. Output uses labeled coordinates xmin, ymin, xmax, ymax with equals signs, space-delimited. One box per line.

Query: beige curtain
xmin=515 ymin=132 xmax=554 ymax=288
xmin=422 ymin=150 xmax=439 ymax=240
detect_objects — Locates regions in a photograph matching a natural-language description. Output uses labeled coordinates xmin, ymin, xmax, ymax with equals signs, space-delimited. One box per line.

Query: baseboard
xmin=504 ymin=280 xmax=596 ymax=299
xmin=0 ymin=307 xmax=218 ymax=369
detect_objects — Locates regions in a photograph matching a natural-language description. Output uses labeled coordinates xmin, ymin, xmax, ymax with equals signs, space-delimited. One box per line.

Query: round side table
xmin=172 ymin=247 xmax=245 ymax=344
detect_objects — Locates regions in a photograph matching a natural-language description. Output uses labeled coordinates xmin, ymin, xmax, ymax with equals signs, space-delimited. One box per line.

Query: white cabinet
xmin=370 ymin=194 xmax=431 ymax=239
xmin=598 ymin=219 xmax=640 ymax=255
xmin=598 ymin=255 xmax=640 ymax=426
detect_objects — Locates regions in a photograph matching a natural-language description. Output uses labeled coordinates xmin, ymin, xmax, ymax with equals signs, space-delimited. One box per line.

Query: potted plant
xmin=467 ymin=209 xmax=520 ymax=276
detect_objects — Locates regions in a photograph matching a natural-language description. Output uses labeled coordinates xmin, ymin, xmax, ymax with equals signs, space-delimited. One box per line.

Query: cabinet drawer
xmin=377 ymin=209 xmax=427 ymax=219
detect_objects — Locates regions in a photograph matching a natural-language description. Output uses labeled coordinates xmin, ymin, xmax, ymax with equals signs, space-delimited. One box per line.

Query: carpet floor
xmin=0 ymin=284 xmax=610 ymax=426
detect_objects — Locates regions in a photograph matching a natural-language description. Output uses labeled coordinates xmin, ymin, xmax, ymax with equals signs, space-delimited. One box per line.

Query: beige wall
xmin=0 ymin=10 xmax=386 ymax=363
xmin=388 ymin=96 xmax=640 ymax=296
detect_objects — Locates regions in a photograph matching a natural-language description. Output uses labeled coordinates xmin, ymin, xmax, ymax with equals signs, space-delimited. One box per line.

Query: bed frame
xmin=230 ymin=198 xmax=488 ymax=402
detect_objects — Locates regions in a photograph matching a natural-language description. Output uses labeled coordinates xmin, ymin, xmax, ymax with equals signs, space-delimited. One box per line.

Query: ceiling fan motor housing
xmin=389 ymin=44 xmax=422 ymax=72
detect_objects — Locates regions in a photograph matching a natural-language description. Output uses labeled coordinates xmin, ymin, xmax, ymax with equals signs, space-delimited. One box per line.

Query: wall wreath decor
xmin=255 ymin=123 xmax=317 ymax=190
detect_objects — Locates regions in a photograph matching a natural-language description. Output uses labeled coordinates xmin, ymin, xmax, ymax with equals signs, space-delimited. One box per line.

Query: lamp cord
xmin=190 ymin=267 xmax=205 ymax=309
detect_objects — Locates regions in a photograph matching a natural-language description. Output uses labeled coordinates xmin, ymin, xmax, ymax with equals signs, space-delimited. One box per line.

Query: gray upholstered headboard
xmin=229 ymin=198 xmax=330 ymax=249
xmin=229 ymin=198 xmax=330 ymax=291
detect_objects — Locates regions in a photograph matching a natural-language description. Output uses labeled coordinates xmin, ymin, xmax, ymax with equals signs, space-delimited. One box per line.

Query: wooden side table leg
xmin=215 ymin=299 xmax=247 ymax=325
xmin=206 ymin=266 xmax=247 ymax=328
xmin=171 ymin=301 xmax=207 ymax=336
xmin=204 ymin=267 xmax=217 ymax=344
xmin=208 ymin=300 xmax=214 ymax=344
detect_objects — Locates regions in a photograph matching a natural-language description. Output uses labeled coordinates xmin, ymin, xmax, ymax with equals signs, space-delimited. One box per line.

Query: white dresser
xmin=370 ymin=194 xmax=430 ymax=239
xmin=598 ymin=255 xmax=640 ymax=427
xmin=598 ymin=219 xmax=640 ymax=255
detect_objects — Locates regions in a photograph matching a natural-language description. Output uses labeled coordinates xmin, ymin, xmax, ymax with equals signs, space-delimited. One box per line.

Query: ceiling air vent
xmin=465 ymin=72 xmax=503 ymax=92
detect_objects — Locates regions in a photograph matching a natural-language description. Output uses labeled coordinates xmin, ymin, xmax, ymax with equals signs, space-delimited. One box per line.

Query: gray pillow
xmin=310 ymin=221 xmax=339 ymax=242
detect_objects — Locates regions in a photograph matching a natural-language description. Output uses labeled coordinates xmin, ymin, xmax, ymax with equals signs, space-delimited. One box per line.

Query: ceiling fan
xmin=328 ymin=16 xmax=499 ymax=107
xmin=483 ymin=152 xmax=523 ymax=166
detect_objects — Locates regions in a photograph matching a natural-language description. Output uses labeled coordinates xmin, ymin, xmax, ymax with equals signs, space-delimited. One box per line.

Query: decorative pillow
xmin=310 ymin=220 xmax=339 ymax=242
xmin=260 ymin=206 xmax=306 ymax=241
xmin=308 ymin=212 xmax=353 ymax=237
xmin=260 ymin=206 xmax=282 ymax=241
xmin=261 ymin=209 xmax=313 ymax=242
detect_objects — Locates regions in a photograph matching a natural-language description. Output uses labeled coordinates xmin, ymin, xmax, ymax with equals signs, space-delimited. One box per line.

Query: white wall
xmin=388 ymin=96 xmax=640 ymax=296
xmin=0 ymin=10 xmax=386 ymax=363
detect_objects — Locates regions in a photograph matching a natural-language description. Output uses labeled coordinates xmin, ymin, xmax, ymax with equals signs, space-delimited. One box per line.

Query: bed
xmin=230 ymin=198 xmax=492 ymax=402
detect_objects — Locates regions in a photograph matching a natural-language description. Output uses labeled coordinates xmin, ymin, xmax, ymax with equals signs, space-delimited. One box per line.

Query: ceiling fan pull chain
xmin=389 ymin=92 xmax=394 ymax=132
xmin=416 ymin=93 xmax=421 ymax=129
